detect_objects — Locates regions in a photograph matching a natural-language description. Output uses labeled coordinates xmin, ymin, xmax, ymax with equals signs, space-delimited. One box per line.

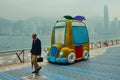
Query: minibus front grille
xmin=50 ymin=46 xmax=58 ymax=57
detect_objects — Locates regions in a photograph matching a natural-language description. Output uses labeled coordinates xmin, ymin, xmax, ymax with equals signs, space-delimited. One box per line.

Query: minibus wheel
xmin=83 ymin=50 xmax=89 ymax=59
xmin=67 ymin=52 xmax=76 ymax=63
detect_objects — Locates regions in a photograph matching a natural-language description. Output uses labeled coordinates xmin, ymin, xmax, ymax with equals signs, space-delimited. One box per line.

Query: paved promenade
xmin=0 ymin=45 xmax=120 ymax=80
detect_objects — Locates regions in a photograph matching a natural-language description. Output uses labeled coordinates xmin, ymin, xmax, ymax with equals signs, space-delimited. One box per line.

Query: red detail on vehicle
xmin=75 ymin=45 xmax=83 ymax=58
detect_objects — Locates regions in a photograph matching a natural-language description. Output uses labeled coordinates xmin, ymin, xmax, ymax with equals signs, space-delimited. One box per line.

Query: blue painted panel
xmin=50 ymin=46 xmax=58 ymax=57
xmin=72 ymin=26 xmax=88 ymax=44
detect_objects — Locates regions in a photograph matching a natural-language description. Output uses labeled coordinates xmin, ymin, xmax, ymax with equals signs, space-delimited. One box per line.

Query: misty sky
xmin=0 ymin=0 xmax=120 ymax=20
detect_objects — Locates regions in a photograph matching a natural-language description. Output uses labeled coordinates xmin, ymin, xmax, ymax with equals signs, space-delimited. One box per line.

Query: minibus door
xmin=75 ymin=45 xmax=83 ymax=58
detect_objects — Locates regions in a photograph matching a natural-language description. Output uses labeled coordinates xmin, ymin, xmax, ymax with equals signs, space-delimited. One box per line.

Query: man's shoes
xmin=36 ymin=67 xmax=41 ymax=73
xmin=32 ymin=71 xmax=37 ymax=73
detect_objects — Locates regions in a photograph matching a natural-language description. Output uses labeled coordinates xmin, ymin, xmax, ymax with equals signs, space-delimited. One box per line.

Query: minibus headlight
xmin=60 ymin=52 xmax=64 ymax=57
xmin=47 ymin=50 xmax=49 ymax=54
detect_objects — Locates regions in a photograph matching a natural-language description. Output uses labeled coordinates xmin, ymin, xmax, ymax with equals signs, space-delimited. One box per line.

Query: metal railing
xmin=90 ymin=39 xmax=120 ymax=50
xmin=0 ymin=49 xmax=31 ymax=65
xmin=0 ymin=39 xmax=120 ymax=65
xmin=15 ymin=50 xmax=24 ymax=63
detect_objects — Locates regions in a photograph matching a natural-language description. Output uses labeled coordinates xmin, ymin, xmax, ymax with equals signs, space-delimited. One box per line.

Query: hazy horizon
xmin=0 ymin=0 xmax=120 ymax=20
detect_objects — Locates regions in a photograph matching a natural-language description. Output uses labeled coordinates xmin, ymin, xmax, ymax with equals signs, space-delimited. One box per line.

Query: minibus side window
xmin=72 ymin=21 xmax=88 ymax=45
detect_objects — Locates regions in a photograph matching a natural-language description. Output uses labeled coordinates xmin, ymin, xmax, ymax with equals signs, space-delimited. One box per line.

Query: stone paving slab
xmin=0 ymin=45 xmax=120 ymax=80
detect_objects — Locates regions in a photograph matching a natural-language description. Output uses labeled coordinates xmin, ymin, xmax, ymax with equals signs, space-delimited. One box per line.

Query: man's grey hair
xmin=32 ymin=33 xmax=37 ymax=37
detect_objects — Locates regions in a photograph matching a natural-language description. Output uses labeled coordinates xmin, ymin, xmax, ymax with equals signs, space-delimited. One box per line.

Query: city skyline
xmin=0 ymin=0 xmax=120 ymax=20
xmin=0 ymin=4 xmax=120 ymax=36
xmin=82 ymin=5 xmax=120 ymax=35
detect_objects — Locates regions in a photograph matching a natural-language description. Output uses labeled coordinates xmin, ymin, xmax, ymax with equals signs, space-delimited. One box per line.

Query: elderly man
xmin=30 ymin=33 xmax=41 ymax=74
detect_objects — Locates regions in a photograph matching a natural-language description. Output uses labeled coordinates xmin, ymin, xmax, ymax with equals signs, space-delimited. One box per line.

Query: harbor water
xmin=0 ymin=33 xmax=120 ymax=52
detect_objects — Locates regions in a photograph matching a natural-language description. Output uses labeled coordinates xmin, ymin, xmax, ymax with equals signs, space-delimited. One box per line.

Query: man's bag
xmin=37 ymin=57 xmax=43 ymax=62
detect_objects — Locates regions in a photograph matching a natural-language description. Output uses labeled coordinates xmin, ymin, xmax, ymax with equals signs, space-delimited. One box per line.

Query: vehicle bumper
xmin=46 ymin=56 xmax=67 ymax=63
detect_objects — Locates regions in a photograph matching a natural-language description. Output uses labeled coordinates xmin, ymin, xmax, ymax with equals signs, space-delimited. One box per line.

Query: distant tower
xmin=104 ymin=5 xmax=109 ymax=33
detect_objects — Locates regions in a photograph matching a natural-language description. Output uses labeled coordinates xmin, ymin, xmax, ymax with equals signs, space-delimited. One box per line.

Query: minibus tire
xmin=83 ymin=50 xmax=89 ymax=60
xmin=67 ymin=52 xmax=76 ymax=64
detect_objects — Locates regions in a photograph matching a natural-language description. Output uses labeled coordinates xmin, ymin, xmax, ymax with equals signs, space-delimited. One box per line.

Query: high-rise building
xmin=111 ymin=18 xmax=119 ymax=33
xmin=104 ymin=5 xmax=109 ymax=33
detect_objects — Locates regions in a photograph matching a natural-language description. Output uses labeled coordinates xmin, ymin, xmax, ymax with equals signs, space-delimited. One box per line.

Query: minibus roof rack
xmin=64 ymin=15 xmax=86 ymax=22
xmin=64 ymin=15 xmax=73 ymax=20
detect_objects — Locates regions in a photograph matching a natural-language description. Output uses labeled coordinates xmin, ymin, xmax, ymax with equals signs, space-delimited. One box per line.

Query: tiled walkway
xmin=0 ymin=45 xmax=120 ymax=80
